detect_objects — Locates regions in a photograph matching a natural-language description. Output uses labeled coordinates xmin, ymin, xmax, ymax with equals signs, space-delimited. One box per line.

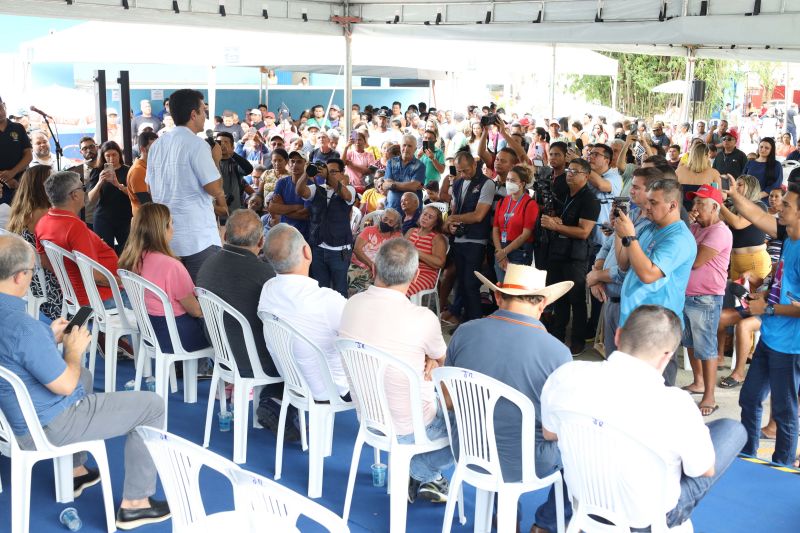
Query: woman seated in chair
xmin=119 ymin=203 xmax=210 ymax=352
xmin=6 ymin=165 xmax=63 ymax=321
xmin=347 ymin=207 xmax=402 ymax=295
xmin=405 ymin=204 xmax=448 ymax=297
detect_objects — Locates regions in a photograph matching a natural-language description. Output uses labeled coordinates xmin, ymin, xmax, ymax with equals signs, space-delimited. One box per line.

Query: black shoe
xmin=408 ymin=477 xmax=421 ymax=503
xmin=73 ymin=467 xmax=101 ymax=498
xmin=417 ymin=476 xmax=449 ymax=503
xmin=256 ymin=402 xmax=300 ymax=442
xmin=115 ymin=498 xmax=171 ymax=530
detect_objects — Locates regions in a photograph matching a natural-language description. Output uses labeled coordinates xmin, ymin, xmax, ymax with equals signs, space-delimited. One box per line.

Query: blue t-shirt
xmin=0 ymin=293 xmax=85 ymax=434
xmin=619 ymin=220 xmax=697 ymax=327
xmin=761 ymin=237 xmax=800 ymax=354
xmin=384 ymin=156 xmax=426 ymax=213
xmin=446 ymin=309 xmax=572 ymax=482
xmin=273 ymin=175 xmax=310 ymax=238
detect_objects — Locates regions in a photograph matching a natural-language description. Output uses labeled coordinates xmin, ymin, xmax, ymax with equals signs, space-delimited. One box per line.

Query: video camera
xmin=532 ymin=177 xmax=555 ymax=216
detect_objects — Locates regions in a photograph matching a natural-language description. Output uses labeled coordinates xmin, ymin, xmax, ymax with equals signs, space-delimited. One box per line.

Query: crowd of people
xmin=1 ymin=87 xmax=800 ymax=531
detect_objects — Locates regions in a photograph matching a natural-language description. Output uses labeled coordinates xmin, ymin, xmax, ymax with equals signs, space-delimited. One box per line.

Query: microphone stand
xmin=39 ymin=113 xmax=63 ymax=171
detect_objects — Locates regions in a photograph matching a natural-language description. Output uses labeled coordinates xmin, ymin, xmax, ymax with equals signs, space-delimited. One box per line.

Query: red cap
xmin=519 ymin=118 xmax=531 ymax=127
xmin=685 ymin=183 xmax=724 ymax=205
xmin=722 ymin=130 xmax=737 ymax=141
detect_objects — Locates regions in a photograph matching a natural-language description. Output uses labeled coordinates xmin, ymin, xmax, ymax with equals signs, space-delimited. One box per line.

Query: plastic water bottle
xmin=144 ymin=377 xmax=156 ymax=392
xmin=60 ymin=507 xmax=82 ymax=531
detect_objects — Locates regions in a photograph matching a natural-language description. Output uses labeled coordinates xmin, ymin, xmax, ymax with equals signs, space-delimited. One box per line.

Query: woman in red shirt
xmin=492 ymin=165 xmax=538 ymax=282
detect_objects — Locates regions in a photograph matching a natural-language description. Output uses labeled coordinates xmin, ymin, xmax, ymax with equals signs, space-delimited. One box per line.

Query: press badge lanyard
xmin=501 ymin=196 xmax=524 ymax=243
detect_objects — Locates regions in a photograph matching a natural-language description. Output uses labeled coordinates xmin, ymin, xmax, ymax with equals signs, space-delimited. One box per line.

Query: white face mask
xmin=506 ymin=182 xmax=520 ymax=195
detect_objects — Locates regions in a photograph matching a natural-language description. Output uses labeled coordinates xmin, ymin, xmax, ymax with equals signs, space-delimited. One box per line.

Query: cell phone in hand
xmin=65 ymin=306 xmax=94 ymax=334
xmin=350 ymin=130 xmax=358 ymax=142
xmin=103 ymin=163 xmax=114 ymax=172
xmin=449 ymin=165 xmax=457 ymax=176
xmin=422 ymin=140 xmax=431 ymax=152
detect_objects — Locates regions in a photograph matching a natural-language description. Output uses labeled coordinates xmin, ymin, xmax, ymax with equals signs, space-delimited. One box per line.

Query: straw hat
xmin=474 ymin=264 xmax=573 ymax=304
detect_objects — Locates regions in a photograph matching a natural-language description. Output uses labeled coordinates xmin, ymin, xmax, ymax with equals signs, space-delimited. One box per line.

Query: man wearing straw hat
xmin=446 ymin=264 xmax=574 ymax=533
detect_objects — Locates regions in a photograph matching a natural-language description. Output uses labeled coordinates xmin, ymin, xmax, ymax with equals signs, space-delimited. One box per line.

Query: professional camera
xmin=453 ymin=223 xmax=467 ymax=237
xmin=305 ymin=163 xmax=325 ymax=178
xmin=532 ymin=178 xmax=555 ymax=216
xmin=480 ymin=114 xmax=497 ymax=128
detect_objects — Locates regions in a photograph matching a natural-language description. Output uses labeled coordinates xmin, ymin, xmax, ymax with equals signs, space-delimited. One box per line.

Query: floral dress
xmin=22 ymin=229 xmax=63 ymax=321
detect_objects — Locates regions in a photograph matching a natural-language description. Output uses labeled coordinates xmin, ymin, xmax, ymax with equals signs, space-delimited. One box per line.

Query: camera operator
xmin=216 ymin=132 xmax=255 ymax=217
xmin=296 ymin=159 xmax=356 ymax=298
xmin=539 ymin=158 xmax=600 ymax=354
xmin=146 ymin=88 xmax=227 ymax=281
xmin=532 ymin=142 xmax=571 ymax=269
xmin=439 ymin=150 xmax=495 ymax=322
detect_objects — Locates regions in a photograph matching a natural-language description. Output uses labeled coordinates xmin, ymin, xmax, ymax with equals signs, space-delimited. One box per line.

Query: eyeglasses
xmin=588 ymin=152 xmax=608 ymax=159
xmin=565 ymin=168 xmax=585 ymax=175
xmin=722 ymin=137 xmax=735 ymax=141
xmin=79 ymin=145 xmax=96 ymax=152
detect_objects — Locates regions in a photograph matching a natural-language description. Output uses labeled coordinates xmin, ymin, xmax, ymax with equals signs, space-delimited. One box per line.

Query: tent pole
xmin=611 ymin=75 xmax=618 ymax=112
xmin=208 ymin=65 xmax=217 ymax=123
xmin=259 ymin=69 xmax=264 ymax=106
xmin=550 ymin=44 xmax=557 ymax=118
xmin=344 ymin=30 xmax=352 ymax=138
xmin=682 ymin=46 xmax=696 ymax=125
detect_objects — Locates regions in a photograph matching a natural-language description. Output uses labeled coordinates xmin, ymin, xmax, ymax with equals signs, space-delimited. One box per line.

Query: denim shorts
xmin=682 ymin=294 xmax=723 ymax=360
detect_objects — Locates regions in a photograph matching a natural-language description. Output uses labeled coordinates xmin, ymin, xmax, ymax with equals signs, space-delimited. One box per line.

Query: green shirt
xmin=419 ymin=148 xmax=445 ymax=184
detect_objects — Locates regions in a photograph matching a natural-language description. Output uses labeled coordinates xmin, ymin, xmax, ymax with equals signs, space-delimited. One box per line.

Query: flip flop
xmin=719 ymin=376 xmax=743 ymax=389
xmin=699 ymin=404 xmax=719 ymax=417
xmin=681 ymin=385 xmax=704 ymax=395
xmin=759 ymin=430 xmax=776 ymax=440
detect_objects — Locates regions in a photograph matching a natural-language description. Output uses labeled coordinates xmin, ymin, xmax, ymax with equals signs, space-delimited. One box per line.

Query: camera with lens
xmin=305 ymin=163 xmax=324 ymax=178
xmin=480 ymin=114 xmax=497 ymax=128
xmin=453 ymin=223 xmax=467 ymax=237
xmin=612 ymin=196 xmax=630 ymax=218
xmin=532 ymin=178 xmax=555 ymax=216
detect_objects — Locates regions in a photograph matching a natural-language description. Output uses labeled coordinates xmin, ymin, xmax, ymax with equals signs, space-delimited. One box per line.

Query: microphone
xmin=205 ymin=129 xmax=216 ymax=148
xmin=30 ymin=105 xmax=53 ymax=119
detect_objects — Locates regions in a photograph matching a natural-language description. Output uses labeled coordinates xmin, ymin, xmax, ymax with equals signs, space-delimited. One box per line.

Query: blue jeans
xmin=493 ymin=244 xmax=533 ymax=283
xmin=102 ymin=291 xmax=132 ymax=345
xmin=311 ymin=246 xmax=352 ymax=298
xmin=681 ymin=295 xmax=723 ymax=360
xmin=739 ymin=339 xmax=800 ymax=465
xmin=665 ymin=418 xmax=746 ymax=527
xmin=532 ymin=440 xmax=573 ymax=532
xmin=397 ymin=406 xmax=454 ymax=483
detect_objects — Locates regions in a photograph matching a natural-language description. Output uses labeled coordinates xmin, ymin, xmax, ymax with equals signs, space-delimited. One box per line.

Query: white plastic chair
xmin=350 ymin=205 xmax=364 ymax=235
xmin=75 ymin=251 xmax=140 ymax=393
xmin=359 ymin=209 xmax=384 ymax=232
xmin=782 ymin=159 xmax=799 ymax=184
xmin=409 ymin=243 xmax=449 ymax=318
xmin=0 ymin=365 xmax=116 ymax=533
xmin=229 ymin=468 xmax=350 ymax=532
xmin=552 ymin=410 xmax=693 ymax=533
xmin=195 ymin=287 xmax=284 ymax=464
xmin=335 ymin=339 xmax=455 ymax=533
xmin=136 ymin=426 xmax=238 ymax=533
xmin=40 ymin=240 xmax=81 ymax=319
xmin=258 ymin=311 xmax=354 ymax=498
xmin=429 ymin=201 xmax=449 ymax=217
xmin=432 ymin=366 xmax=565 ymax=533
xmin=118 ymin=269 xmax=213 ymax=430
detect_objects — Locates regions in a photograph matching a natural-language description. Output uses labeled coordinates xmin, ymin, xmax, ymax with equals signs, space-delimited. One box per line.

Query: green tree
xmin=567 ymin=52 xmax=738 ymax=120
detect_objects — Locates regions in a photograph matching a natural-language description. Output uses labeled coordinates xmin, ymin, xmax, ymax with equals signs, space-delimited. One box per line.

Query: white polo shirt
xmin=145 ymin=126 xmax=221 ymax=257
xmin=541 ymin=351 xmax=714 ymax=524
xmin=258 ymin=274 xmax=349 ymax=400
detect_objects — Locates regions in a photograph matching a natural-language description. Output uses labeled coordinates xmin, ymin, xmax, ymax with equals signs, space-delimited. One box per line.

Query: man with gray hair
xmin=196 ymin=210 xmax=294 ymax=439
xmin=257 ymin=223 xmax=350 ymax=402
xmin=339 ymin=238 xmax=452 ymax=503
xmin=0 ymin=233 xmax=170 ymax=530
xmin=542 ymin=305 xmax=746 ymax=530
xmin=382 ymin=134 xmax=426 ymax=215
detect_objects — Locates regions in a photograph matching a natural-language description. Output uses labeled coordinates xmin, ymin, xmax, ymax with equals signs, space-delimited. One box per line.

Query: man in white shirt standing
xmin=541 ymin=305 xmax=746 ymax=529
xmin=145 ymin=89 xmax=228 ymax=281
xmin=258 ymin=223 xmax=350 ymax=401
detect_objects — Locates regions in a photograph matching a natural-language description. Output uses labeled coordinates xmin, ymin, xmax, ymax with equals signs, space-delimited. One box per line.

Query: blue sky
xmin=0 ymin=15 xmax=81 ymax=53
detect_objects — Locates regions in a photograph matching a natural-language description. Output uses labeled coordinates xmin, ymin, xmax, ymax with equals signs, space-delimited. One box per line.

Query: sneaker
xmin=115 ymin=497 xmax=171 ymax=530
xmin=417 ymin=476 xmax=449 ymax=503
xmin=73 ymin=467 xmax=101 ymax=498
xmin=256 ymin=401 xmax=301 ymax=442
xmin=408 ymin=477 xmax=422 ymax=503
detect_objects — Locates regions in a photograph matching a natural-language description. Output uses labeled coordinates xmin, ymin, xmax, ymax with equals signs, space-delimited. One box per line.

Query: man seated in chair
xmin=196 ymin=209 xmax=299 ymax=440
xmin=258 ymin=223 xmax=350 ymax=402
xmin=0 ymin=234 xmax=169 ymax=530
xmin=339 ymin=238 xmax=452 ymax=503
xmin=541 ymin=305 xmax=747 ymax=530
xmin=446 ymin=264 xmax=574 ymax=533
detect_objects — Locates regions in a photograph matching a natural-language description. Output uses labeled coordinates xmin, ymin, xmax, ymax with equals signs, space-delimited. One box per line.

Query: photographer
xmin=296 ymin=158 xmax=356 ymax=298
xmin=215 ymin=132 xmax=255 ymax=216
xmin=440 ymin=150 xmax=495 ymax=322
xmin=145 ymin=88 xmax=227 ymax=281
xmin=540 ymin=158 xmax=599 ymax=354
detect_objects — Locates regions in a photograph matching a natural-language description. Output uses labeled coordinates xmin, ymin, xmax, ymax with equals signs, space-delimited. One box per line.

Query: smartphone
xmin=350 ymin=130 xmax=358 ymax=142
xmin=533 ymin=159 xmax=544 ymax=168
xmin=103 ymin=162 xmax=114 ymax=172
xmin=612 ymin=196 xmax=630 ymax=217
xmin=422 ymin=140 xmax=431 ymax=151
xmin=449 ymin=165 xmax=457 ymax=176
xmin=65 ymin=305 xmax=94 ymax=334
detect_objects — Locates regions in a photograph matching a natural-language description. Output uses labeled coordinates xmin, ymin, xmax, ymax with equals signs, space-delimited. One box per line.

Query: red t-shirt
xmin=492 ymin=194 xmax=539 ymax=244
xmin=35 ymin=208 xmax=119 ymax=306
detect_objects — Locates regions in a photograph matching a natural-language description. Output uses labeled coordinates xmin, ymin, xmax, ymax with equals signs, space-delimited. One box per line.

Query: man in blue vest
xmin=296 ymin=158 xmax=356 ymax=298
xmin=441 ymin=150 xmax=496 ymax=322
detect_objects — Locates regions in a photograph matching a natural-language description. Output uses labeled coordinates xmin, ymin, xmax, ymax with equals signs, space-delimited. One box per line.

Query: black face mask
xmin=379 ymin=221 xmax=394 ymax=233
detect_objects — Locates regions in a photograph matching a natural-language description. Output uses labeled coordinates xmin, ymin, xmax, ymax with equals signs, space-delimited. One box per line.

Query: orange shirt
xmin=127 ymin=158 xmax=148 ymax=214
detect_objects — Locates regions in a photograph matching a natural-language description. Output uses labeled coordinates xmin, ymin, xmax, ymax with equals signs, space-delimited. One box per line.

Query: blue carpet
xmin=0 ymin=355 xmax=798 ymax=532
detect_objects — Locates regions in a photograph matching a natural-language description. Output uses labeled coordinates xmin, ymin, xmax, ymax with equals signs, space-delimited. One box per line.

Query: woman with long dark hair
xmin=87 ymin=140 xmax=132 ymax=253
xmin=743 ymin=137 xmax=783 ymax=198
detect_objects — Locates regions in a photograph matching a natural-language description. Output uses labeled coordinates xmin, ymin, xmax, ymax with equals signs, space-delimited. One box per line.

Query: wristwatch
xmin=621 ymin=235 xmax=638 ymax=247
xmin=765 ymin=304 xmax=776 ymax=317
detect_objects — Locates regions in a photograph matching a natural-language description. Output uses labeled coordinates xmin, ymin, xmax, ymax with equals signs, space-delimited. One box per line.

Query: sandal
xmin=681 ymin=385 xmax=704 ymax=395
xmin=719 ymin=376 xmax=743 ymax=389
xmin=699 ymin=404 xmax=719 ymax=417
